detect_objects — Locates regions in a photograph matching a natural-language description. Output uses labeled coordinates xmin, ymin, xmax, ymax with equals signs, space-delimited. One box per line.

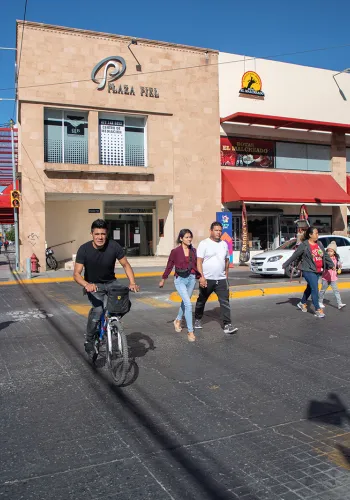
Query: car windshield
xmin=278 ymin=239 xmax=297 ymax=250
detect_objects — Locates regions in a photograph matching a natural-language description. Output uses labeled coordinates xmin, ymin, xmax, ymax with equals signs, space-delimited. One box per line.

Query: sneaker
xmin=297 ymin=302 xmax=307 ymax=312
xmin=338 ymin=303 xmax=346 ymax=310
xmin=223 ymin=324 xmax=238 ymax=335
xmin=318 ymin=303 xmax=325 ymax=309
xmin=314 ymin=309 xmax=325 ymax=318
xmin=194 ymin=319 xmax=202 ymax=329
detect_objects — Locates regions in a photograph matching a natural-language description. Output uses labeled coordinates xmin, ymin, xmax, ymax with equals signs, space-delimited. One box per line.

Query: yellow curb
xmin=169 ymin=282 xmax=350 ymax=302
xmin=0 ymin=271 xmax=172 ymax=286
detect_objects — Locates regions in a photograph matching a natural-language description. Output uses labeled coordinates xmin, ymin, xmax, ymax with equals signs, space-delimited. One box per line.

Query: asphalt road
xmin=1 ymin=282 xmax=350 ymax=499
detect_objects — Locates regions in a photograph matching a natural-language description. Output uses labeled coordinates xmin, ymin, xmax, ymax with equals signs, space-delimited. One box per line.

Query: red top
xmin=184 ymin=255 xmax=197 ymax=275
xmin=309 ymin=243 xmax=323 ymax=273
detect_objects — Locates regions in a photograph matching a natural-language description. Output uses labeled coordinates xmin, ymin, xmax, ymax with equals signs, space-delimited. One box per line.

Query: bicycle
xmin=92 ymin=284 xmax=131 ymax=385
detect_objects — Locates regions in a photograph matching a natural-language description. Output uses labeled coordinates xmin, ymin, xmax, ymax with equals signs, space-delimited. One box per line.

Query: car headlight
xmin=267 ymin=255 xmax=283 ymax=262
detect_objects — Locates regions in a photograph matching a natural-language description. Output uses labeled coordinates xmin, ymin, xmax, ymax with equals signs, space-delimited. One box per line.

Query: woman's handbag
xmin=175 ymin=249 xmax=193 ymax=278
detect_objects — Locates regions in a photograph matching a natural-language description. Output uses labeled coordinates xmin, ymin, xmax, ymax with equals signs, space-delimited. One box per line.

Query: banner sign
xmin=239 ymin=202 xmax=250 ymax=264
xmin=221 ymin=137 xmax=275 ymax=168
xmin=216 ymin=211 xmax=233 ymax=265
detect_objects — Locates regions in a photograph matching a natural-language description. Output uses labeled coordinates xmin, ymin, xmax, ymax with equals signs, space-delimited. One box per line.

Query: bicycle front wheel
xmin=108 ymin=319 xmax=128 ymax=385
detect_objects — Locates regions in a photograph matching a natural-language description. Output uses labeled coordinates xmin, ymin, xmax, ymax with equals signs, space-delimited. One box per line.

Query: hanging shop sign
xmin=239 ymin=71 xmax=265 ymax=97
xmin=91 ymin=56 xmax=159 ymax=98
xmin=221 ymin=137 xmax=275 ymax=168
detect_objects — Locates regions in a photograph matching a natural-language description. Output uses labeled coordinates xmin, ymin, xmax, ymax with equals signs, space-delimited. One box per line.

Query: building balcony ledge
xmin=44 ymin=163 xmax=153 ymax=175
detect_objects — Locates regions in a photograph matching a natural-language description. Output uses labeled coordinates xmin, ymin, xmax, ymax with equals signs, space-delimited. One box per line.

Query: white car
xmin=250 ymin=235 xmax=350 ymax=277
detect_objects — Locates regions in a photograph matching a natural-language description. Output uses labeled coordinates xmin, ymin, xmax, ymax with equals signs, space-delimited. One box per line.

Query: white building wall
xmin=219 ymin=52 xmax=350 ymax=126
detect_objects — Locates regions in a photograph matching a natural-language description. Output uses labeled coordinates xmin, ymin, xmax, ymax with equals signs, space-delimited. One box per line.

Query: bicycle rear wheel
xmin=107 ymin=318 xmax=128 ymax=385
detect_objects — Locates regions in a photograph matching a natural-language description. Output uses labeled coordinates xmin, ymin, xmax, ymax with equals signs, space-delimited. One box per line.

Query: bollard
xmin=26 ymin=257 xmax=32 ymax=279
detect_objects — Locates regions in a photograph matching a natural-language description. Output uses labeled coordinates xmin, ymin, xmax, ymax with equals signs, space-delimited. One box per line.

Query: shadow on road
xmin=8 ymin=277 xmax=258 ymax=500
xmin=307 ymin=392 xmax=350 ymax=464
xmin=0 ymin=320 xmax=17 ymax=331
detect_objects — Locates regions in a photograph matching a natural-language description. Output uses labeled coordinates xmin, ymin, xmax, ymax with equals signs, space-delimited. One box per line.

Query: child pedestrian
xmin=318 ymin=241 xmax=346 ymax=310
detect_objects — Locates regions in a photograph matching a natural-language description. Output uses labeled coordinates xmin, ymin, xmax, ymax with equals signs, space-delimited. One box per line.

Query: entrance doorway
xmin=248 ymin=215 xmax=279 ymax=251
xmin=106 ymin=214 xmax=153 ymax=256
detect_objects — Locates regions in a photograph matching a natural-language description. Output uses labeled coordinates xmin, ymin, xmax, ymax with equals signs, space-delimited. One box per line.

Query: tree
xmin=6 ymin=227 xmax=15 ymax=241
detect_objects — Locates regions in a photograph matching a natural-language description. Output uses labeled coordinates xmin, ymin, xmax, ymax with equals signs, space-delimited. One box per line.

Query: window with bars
xmin=44 ymin=109 xmax=88 ymax=164
xmin=99 ymin=113 xmax=146 ymax=167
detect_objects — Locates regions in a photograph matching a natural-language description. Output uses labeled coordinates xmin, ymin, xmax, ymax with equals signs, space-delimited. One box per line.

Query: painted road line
xmin=0 ymin=271 xmax=171 ymax=286
xmin=68 ymin=304 xmax=91 ymax=317
xmin=136 ymin=297 xmax=172 ymax=308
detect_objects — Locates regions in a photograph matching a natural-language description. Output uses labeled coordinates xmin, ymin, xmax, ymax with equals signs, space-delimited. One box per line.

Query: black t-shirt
xmin=75 ymin=239 xmax=125 ymax=283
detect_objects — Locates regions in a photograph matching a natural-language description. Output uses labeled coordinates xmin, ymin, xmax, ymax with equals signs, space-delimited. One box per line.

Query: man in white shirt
xmin=194 ymin=221 xmax=238 ymax=335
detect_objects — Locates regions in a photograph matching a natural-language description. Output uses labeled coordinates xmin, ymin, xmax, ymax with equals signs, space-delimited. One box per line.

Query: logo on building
xmin=91 ymin=56 xmax=127 ymax=90
xmin=239 ymin=71 xmax=265 ymax=97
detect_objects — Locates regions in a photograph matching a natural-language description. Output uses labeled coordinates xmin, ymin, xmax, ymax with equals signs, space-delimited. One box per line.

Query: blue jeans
xmin=174 ymin=274 xmax=196 ymax=332
xmin=301 ymin=271 xmax=320 ymax=310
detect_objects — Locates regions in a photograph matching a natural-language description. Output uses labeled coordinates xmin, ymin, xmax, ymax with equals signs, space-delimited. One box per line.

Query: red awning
xmin=347 ymin=176 xmax=350 ymax=195
xmin=220 ymin=112 xmax=350 ymax=133
xmin=222 ymin=170 xmax=350 ymax=204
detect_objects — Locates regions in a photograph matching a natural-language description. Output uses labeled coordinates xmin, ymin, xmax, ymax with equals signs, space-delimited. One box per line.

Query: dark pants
xmin=195 ymin=279 xmax=231 ymax=326
xmin=85 ymin=280 xmax=119 ymax=343
xmin=301 ymin=271 xmax=320 ymax=310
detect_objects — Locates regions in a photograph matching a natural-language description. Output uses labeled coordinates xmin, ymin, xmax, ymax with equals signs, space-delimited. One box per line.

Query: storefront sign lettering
xmin=221 ymin=137 xmax=275 ymax=168
xmin=92 ymin=57 xmax=160 ymax=97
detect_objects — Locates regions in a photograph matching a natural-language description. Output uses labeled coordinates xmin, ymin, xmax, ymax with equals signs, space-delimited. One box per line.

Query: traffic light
xmin=10 ymin=190 xmax=21 ymax=208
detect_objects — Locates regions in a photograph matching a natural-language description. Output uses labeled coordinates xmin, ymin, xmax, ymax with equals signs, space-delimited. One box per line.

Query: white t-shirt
xmin=197 ymin=238 xmax=229 ymax=280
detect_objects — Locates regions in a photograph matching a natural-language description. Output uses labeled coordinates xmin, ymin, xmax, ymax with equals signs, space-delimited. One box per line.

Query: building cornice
xmin=15 ymin=20 xmax=218 ymax=55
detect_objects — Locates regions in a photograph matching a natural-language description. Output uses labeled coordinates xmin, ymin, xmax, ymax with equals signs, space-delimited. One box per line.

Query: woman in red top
xmin=159 ymin=229 xmax=199 ymax=342
xmin=283 ymin=226 xmax=334 ymax=318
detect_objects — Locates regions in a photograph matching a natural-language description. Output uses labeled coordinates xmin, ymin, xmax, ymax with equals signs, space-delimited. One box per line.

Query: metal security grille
xmin=0 ymin=127 xmax=18 ymax=186
xmin=99 ymin=119 xmax=125 ymax=166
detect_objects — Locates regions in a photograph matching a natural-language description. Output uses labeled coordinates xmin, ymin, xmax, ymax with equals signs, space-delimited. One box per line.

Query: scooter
xmin=46 ymin=247 xmax=58 ymax=270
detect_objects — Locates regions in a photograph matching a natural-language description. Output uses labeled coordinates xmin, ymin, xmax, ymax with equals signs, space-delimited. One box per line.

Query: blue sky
xmin=1 ymin=0 xmax=350 ymax=124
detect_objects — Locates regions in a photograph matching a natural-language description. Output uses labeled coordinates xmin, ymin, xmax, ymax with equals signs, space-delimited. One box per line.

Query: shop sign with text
xmin=221 ymin=137 xmax=275 ymax=168
xmin=91 ymin=56 xmax=159 ymax=98
xmin=239 ymin=71 xmax=265 ymax=97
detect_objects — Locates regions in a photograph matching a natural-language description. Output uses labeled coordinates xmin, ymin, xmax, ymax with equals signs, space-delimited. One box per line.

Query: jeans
xmin=195 ymin=279 xmax=231 ymax=326
xmin=301 ymin=271 xmax=320 ymax=310
xmin=174 ymin=274 xmax=196 ymax=332
xmin=85 ymin=280 xmax=120 ymax=343
xmin=319 ymin=279 xmax=342 ymax=306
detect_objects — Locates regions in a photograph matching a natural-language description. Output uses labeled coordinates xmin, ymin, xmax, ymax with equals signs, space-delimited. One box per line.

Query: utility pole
xmin=10 ymin=120 xmax=19 ymax=271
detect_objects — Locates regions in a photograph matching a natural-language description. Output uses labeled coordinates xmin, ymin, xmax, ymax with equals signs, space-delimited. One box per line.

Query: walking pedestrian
xmin=282 ymin=226 xmax=334 ymax=318
xmin=194 ymin=221 xmax=238 ymax=335
xmin=0 ymin=240 xmax=2 ymax=254
xmin=318 ymin=241 xmax=346 ymax=310
xmin=159 ymin=229 xmax=199 ymax=342
xmin=4 ymin=240 xmax=9 ymax=253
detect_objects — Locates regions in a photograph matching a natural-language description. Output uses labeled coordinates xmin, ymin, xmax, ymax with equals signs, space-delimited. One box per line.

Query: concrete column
xmin=19 ymin=103 xmax=46 ymax=270
xmin=88 ymin=111 xmax=99 ymax=164
xmin=331 ymin=132 xmax=347 ymax=235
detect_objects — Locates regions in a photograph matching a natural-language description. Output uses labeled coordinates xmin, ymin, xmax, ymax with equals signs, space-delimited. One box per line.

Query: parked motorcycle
xmin=46 ymin=247 xmax=58 ymax=270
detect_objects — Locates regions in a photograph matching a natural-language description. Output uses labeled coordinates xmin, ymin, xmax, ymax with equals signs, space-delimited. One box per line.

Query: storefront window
xmin=276 ymin=142 xmax=331 ymax=171
xmin=44 ymin=109 xmax=88 ymax=164
xmin=99 ymin=113 xmax=146 ymax=167
xmin=280 ymin=215 xmax=332 ymax=242
xmin=346 ymin=148 xmax=350 ymax=173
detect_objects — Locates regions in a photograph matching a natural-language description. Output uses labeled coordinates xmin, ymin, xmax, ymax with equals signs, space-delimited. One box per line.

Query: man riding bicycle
xmin=73 ymin=219 xmax=139 ymax=356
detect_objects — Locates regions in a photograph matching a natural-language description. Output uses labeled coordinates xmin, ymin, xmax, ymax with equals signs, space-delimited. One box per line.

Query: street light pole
xmin=332 ymin=68 xmax=350 ymax=101
xmin=10 ymin=121 xmax=19 ymax=271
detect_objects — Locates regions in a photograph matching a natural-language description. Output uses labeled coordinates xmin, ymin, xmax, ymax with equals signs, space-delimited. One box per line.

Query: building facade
xmin=219 ymin=52 xmax=350 ymax=261
xmin=17 ymin=22 xmax=220 ymax=268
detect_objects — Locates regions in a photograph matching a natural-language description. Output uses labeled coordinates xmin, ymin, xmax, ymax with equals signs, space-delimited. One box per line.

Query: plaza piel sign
xmin=91 ymin=56 xmax=159 ymax=98
xmin=221 ymin=137 xmax=275 ymax=168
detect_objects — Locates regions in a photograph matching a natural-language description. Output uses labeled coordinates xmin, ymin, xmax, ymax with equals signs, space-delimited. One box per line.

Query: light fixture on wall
xmin=128 ymin=39 xmax=142 ymax=72
xmin=333 ymin=68 xmax=350 ymax=101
